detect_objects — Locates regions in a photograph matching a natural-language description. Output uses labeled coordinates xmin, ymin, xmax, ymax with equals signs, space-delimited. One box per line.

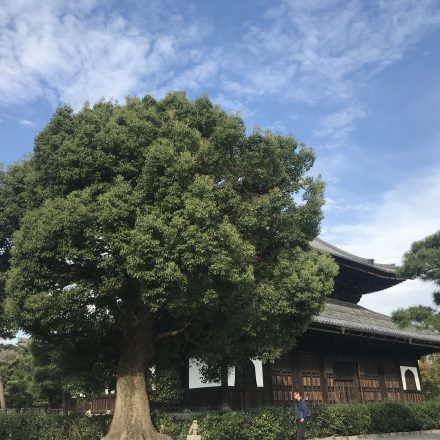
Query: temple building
xmin=184 ymin=238 xmax=440 ymax=408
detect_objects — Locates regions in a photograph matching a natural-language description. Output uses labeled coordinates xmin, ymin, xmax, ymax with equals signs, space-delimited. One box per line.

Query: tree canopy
xmin=0 ymin=341 xmax=65 ymax=410
xmin=1 ymin=93 xmax=337 ymax=440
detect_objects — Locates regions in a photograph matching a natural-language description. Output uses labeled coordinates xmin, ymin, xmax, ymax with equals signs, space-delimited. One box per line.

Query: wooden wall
xmin=184 ymin=330 xmax=427 ymax=409
xmin=270 ymin=351 xmax=423 ymax=407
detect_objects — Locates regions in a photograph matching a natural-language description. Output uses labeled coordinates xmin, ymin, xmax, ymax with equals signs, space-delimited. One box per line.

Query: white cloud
xmin=213 ymin=93 xmax=255 ymax=118
xmin=1 ymin=0 xmax=439 ymax=137
xmin=237 ymin=0 xmax=440 ymax=141
xmin=317 ymin=105 xmax=366 ymax=141
xmin=0 ymin=0 xmax=210 ymax=109
xmin=18 ymin=119 xmax=33 ymax=126
xmin=323 ymin=166 xmax=440 ymax=263
xmin=324 ymin=197 xmax=375 ymax=214
xmin=322 ymin=162 xmax=440 ymax=314
xmin=360 ymin=280 xmax=436 ymax=316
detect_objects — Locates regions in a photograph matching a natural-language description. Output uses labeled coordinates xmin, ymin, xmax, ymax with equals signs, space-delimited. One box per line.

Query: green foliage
xmin=148 ymin=367 xmax=182 ymax=404
xmin=0 ymin=413 xmax=111 ymax=440
xmin=307 ymin=403 xmax=372 ymax=437
xmin=398 ymin=230 xmax=440 ymax=290
xmin=393 ymin=231 xmax=440 ymax=336
xmin=397 ymin=230 xmax=440 ymax=313
xmin=197 ymin=408 xmax=295 ymax=440
xmin=419 ymin=354 xmax=440 ymax=400
xmin=1 ymin=93 xmax=337 ymax=386
xmin=192 ymin=402 xmax=440 ymax=439
xmin=0 ymin=342 xmax=66 ymax=409
xmin=153 ymin=412 xmax=187 ymax=440
xmin=392 ymin=306 xmax=440 ymax=332
xmin=0 ymin=401 xmax=439 ymax=439
xmin=392 ymin=231 xmax=440 ymax=399
xmin=0 ymin=349 xmax=34 ymax=407
xmin=0 ymin=161 xmax=39 ymax=338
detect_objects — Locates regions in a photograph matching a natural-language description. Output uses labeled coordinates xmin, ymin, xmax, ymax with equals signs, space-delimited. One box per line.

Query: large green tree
xmin=2 ymin=93 xmax=337 ymax=440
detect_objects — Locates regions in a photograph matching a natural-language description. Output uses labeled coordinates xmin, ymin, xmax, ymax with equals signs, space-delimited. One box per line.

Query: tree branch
xmin=154 ymin=323 xmax=191 ymax=343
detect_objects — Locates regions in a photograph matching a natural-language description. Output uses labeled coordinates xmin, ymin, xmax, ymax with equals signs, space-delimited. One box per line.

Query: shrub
xmin=0 ymin=401 xmax=439 ymax=440
xmin=0 ymin=413 xmax=111 ymax=440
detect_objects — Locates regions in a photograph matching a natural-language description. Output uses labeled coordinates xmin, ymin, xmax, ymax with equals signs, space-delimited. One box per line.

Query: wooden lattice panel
xmin=301 ymin=354 xmax=323 ymax=405
xmin=326 ymin=374 xmax=336 ymax=403
xmin=359 ymin=360 xmax=382 ymax=402
xmin=332 ymin=361 xmax=357 ymax=403
xmin=405 ymin=391 xmax=424 ymax=402
xmin=271 ymin=357 xmax=294 ymax=404
xmin=383 ymin=361 xmax=402 ymax=400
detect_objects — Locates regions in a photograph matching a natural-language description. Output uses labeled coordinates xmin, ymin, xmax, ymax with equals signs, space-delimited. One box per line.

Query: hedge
xmin=1 ymin=401 xmax=439 ymax=440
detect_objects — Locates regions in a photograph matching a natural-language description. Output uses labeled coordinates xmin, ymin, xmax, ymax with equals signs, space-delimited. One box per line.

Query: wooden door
xmin=333 ymin=360 xmax=358 ymax=403
xmin=271 ymin=357 xmax=295 ymax=404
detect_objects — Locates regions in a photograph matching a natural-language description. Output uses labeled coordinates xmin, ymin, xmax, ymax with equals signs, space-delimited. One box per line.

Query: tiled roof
xmin=310 ymin=238 xmax=398 ymax=275
xmin=311 ymin=299 xmax=440 ymax=346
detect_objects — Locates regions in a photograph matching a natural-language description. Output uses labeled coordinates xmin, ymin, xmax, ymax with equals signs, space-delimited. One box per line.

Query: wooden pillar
xmin=352 ymin=361 xmax=362 ymax=403
xmin=221 ymin=366 xmax=232 ymax=411
xmin=182 ymin=357 xmax=191 ymax=409
xmin=396 ymin=360 xmax=406 ymax=401
xmin=356 ymin=361 xmax=364 ymax=403
xmin=262 ymin=363 xmax=273 ymax=406
xmin=319 ymin=355 xmax=328 ymax=404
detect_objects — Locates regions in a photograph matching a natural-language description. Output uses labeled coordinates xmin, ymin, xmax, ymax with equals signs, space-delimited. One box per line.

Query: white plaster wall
xmin=228 ymin=367 xmax=235 ymax=386
xmin=188 ymin=358 xmax=264 ymax=388
xmin=188 ymin=358 xmax=221 ymax=389
xmin=251 ymin=359 xmax=264 ymax=388
xmin=400 ymin=366 xmax=421 ymax=391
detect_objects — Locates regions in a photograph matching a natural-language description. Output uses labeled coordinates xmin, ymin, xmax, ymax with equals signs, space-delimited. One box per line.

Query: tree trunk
xmin=0 ymin=373 xmax=6 ymax=413
xmin=103 ymin=306 xmax=172 ymax=440
xmin=62 ymin=390 xmax=68 ymax=416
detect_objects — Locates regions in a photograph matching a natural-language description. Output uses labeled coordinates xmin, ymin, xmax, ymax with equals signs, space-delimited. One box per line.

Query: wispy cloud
xmin=1 ymin=0 xmax=439 ymax=123
xmin=324 ymin=197 xmax=375 ymax=214
xmin=322 ymin=165 xmax=440 ymax=263
xmin=321 ymin=162 xmax=440 ymax=314
xmin=236 ymin=0 xmax=440 ymax=141
xmin=0 ymin=0 xmax=210 ymax=109
xmin=317 ymin=105 xmax=366 ymax=141
xmin=18 ymin=119 xmax=33 ymax=126
xmin=242 ymin=0 xmax=440 ymax=99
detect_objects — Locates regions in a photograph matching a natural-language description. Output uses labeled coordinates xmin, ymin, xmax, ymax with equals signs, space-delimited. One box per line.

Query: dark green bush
xmin=197 ymin=407 xmax=296 ymax=440
xmin=0 ymin=401 xmax=439 ymax=440
xmin=0 ymin=413 xmax=111 ymax=440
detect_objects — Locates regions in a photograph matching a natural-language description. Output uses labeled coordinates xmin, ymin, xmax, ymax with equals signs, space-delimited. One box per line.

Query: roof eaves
xmin=310 ymin=238 xmax=399 ymax=275
xmin=311 ymin=315 xmax=440 ymax=345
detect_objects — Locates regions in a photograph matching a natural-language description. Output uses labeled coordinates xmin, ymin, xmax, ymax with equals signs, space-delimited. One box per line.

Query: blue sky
xmin=1 ymin=0 xmax=440 ymax=315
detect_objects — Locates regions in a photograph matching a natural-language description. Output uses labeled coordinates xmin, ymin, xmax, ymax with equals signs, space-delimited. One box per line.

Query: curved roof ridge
xmin=310 ymin=237 xmax=398 ymax=274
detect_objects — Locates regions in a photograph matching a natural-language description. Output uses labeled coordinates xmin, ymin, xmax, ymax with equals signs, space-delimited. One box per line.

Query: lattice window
xmin=235 ymin=360 xmax=257 ymax=388
xmin=272 ymin=370 xmax=293 ymax=403
xmin=404 ymin=391 xmax=424 ymax=402
xmin=359 ymin=360 xmax=381 ymax=402
xmin=383 ymin=361 xmax=401 ymax=400
xmin=271 ymin=358 xmax=294 ymax=404
xmin=404 ymin=369 xmax=417 ymax=391
xmin=301 ymin=354 xmax=323 ymax=405
xmin=326 ymin=374 xmax=336 ymax=403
